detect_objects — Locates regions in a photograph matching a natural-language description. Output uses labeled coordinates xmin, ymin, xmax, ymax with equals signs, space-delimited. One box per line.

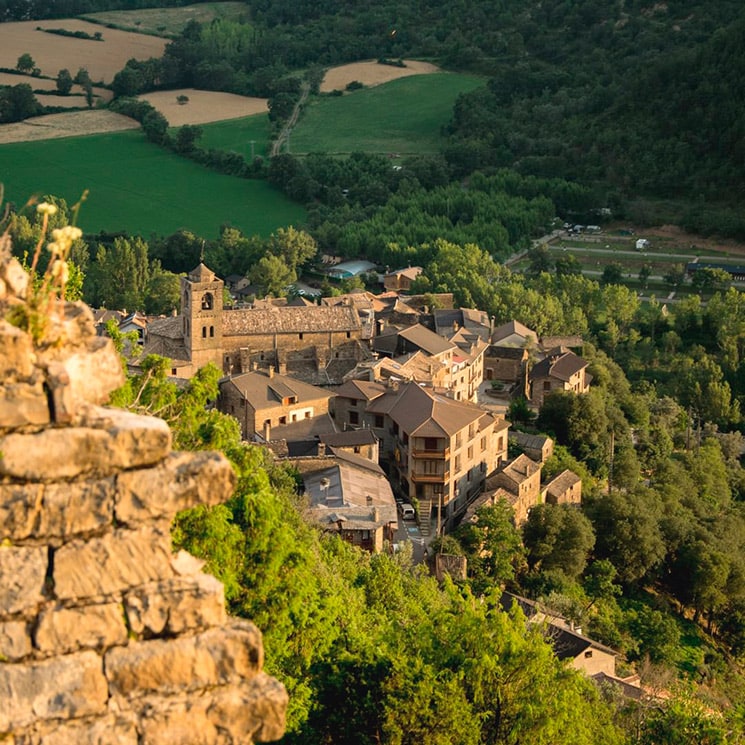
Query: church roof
xmin=222 ymin=305 xmax=361 ymax=335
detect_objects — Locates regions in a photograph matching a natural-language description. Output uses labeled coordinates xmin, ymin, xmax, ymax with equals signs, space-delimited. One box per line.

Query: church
xmin=144 ymin=264 xmax=370 ymax=382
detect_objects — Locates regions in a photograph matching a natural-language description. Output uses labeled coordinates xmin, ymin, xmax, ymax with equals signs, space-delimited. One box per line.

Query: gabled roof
xmin=333 ymin=379 xmax=388 ymax=402
xmin=434 ymin=308 xmax=491 ymax=340
xmin=222 ymin=305 xmax=361 ymax=335
xmin=529 ymin=348 xmax=588 ymax=382
xmin=383 ymin=382 xmax=493 ymax=438
xmin=320 ymin=430 xmax=377 ymax=448
xmin=494 ymin=454 xmax=540 ymax=487
xmin=491 ymin=319 xmax=538 ymax=346
xmin=221 ymin=370 xmax=333 ymax=409
xmin=544 ymin=469 xmax=581 ymax=498
xmin=513 ymin=432 xmax=553 ymax=451
xmin=386 ymin=266 xmax=422 ymax=280
xmin=398 ymin=324 xmax=456 ymax=356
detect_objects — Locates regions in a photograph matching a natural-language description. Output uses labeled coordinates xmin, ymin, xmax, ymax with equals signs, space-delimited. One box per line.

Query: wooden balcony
xmin=411 ymin=469 xmax=450 ymax=484
xmin=410 ymin=446 xmax=450 ymax=459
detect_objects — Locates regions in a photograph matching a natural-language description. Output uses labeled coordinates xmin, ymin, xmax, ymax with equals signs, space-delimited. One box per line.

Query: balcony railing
xmin=411 ymin=447 xmax=450 ymax=459
xmin=411 ymin=469 xmax=450 ymax=484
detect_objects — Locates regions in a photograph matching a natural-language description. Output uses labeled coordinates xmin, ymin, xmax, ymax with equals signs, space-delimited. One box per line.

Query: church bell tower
xmin=181 ymin=263 xmax=224 ymax=370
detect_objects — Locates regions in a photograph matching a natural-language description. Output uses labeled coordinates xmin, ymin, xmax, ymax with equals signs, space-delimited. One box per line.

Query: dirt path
xmin=271 ymin=82 xmax=310 ymax=157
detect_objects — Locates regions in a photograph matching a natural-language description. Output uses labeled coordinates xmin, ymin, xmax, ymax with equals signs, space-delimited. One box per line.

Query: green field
xmin=81 ymin=2 xmax=249 ymax=36
xmin=290 ymin=73 xmax=484 ymax=155
xmin=196 ymin=114 xmax=272 ymax=159
xmin=0 ymin=130 xmax=305 ymax=239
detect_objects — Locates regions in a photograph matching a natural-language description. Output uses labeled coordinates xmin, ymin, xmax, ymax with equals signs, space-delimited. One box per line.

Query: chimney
xmin=263 ymin=420 xmax=271 ymax=441
xmin=278 ymin=361 xmax=287 ymax=375
xmin=251 ymin=361 xmax=258 ymax=371
xmin=268 ymin=366 xmax=274 ymax=378
xmin=453 ymin=321 xmax=459 ymax=332
xmin=372 ymin=507 xmax=379 ymax=522
xmin=317 ymin=442 xmax=326 ymax=457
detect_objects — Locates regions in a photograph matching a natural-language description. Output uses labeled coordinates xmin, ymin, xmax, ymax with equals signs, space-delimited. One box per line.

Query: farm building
xmin=686 ymin=261 xmax=745 ymax=281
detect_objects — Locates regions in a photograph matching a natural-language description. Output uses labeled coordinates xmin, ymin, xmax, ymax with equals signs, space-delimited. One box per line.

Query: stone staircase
xmin=418 ymin=499 xmax=432 ymax=537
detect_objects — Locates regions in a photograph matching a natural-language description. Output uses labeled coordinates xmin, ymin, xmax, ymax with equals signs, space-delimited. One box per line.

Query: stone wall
xmin=0 ymin=257 xmax=287 ymax=743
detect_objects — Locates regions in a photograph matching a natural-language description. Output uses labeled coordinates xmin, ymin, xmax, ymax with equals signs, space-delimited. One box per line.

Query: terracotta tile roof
xmin=222 ymin=305 xmax=361 ymax=335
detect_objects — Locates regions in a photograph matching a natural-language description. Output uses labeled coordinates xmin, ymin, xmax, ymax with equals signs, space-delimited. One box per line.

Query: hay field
xmin=0 ymin=72 xmax=111 ymax=107
xmin=0 ymin=110 xmax=139 ymax=144
xmin=320 ymin=60 xmax=441 ymax=92
xmin=0 ymin=20 xmax=166 ymax=83
xmin=137 ymin=90 xmax=268 ymax=127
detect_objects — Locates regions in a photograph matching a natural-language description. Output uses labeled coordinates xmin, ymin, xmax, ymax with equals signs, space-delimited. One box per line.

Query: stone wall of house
xmin=0 ymin=258 xmax=287 ymax=744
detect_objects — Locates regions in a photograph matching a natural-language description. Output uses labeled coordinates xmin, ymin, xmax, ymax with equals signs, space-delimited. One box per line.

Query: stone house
xmin=543 ymin=469 xmax=582 ymax=506
xmin=487 ymin=453 xmax=543 ymax=524
xmin=144 ymin=263 xmax=367 ymax=381
xmin=528 ymin=346 xmax=591 ymax=408
xmin=512 ymin=431 xmax=554 ymax=463
xmin=484 ymin=345 xmax=529 ymax=390
xmin=383 ymin=266 xmax=423 ymax=291
xmin=433 ymin=308 xmax=492 ymax=342
xmin=491 ymin=319 xmax=538 ymax=348
xmin=299 ymin=450 xmax=398 ymax=553
xmin=217 ymin=368 xmax=334 ymax=441
xmin=364 ymin=382 xmax=509 ymax=529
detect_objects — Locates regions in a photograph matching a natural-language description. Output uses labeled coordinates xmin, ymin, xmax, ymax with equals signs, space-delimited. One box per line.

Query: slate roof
xmin=188 ymin=263 xmax=216 ymax=282
xmin=434 ymin=308 xmax=491 ymax=340
xmin=270 ymin=413 xmax=339 ymax=443
xmin=529 ymin=348 xmax=588 ymax=382
xmin=146 ymin=316 xmax=183 ymax=339
xmin=321 ymin=430 xmax=378 ymax=448
xmin=333 ymin=379 xmax=388 ymax=402
xmin=544 ymin=469 xmax=581 ymax=499
xmin=493 ymin=454 xmax=541 ymax=488
xmin=513 ymin=432 xmax=553 ymax=452
xmin=222 ymin=305 xmax=361 ymax=336
xmin=487 ymin=345 xmax=527 ymax=360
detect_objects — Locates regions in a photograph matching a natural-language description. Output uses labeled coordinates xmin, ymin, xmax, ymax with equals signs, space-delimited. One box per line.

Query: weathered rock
xmin=0 ymin=620 xmax=32 ymax=662
xmin=0 ymin=478 xmax=115 ymax=543
xmin=125 ymin=574 xmax=226 ymax=638
xmin=0 ymin=382 xmax=50 ymax=431
xmin=106 ymin=622 xmax=263 ymax=698
xmin=0 ymin=650 xmax=108 ymax=732
xmin=0 ymin=544 xmax=47 ymax=616
xmin=116 ymin=451 xmax=236 ymax=524
xmin=0 ymin=411 xmax=171 ymax=481
xmin=134 ymin=675 xmax=288 ymax=745
xmin=0 ymin=320 xmax=35 ymax=380
xmin=12 ymin=713 xmax=138 ymax=744
xmin=35 ymin=602 xmax=127 ymax=655
xmin=53 ymin=525 xmax=175 ymax=601
xmin=2 ymin=258 xmax=29 ymax=300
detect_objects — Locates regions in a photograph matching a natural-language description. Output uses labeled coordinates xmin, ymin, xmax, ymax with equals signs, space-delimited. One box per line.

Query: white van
xmin=399 ymin=503 xmax=416 ymax=520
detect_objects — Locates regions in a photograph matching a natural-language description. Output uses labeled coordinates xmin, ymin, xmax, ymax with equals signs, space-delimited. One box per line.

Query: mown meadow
xmin=0 ymin=129 xmax=305 ymax=238
xmin=290 ymin=73 xmax=484 ymax=155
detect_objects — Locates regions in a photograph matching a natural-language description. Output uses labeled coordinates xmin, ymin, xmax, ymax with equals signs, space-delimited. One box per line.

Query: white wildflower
xmin=36 ymin=202 xmax=58 ymax=217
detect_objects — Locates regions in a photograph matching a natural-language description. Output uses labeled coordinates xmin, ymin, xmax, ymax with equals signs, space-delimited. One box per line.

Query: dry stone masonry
xmin=0 ymin=255 xmax=287 ymax=743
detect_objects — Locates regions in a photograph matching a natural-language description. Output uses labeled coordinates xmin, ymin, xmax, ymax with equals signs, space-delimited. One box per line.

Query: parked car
xmin=399 ymin=503 xmax=416 ymax=520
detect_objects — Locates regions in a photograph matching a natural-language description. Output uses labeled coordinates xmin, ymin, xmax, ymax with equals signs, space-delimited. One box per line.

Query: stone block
xmin=0 ymin=478 xmax=115 ymax=543
xmin=14 ymin=714 xmax=138 ymax=744
xmin=0 ymin=620 xmax=32 ymax=662
xmin=0 ymin=382 xmax=49 ymax=431
xmin=125 ymin=574 xmax=226 ymax=638
xmin=206 ymin=673 xmax=288 ymax=743
xmin=133 ymin=675 xmax=287 ymax=744
xmin=105 ymin=621 xmax=263 ymax=698
xmin=0 ymin=411 xmax=171 ymax=481
xmin=54 ymin=525 xmax=175 ymax=601
xmin=116 ymin=451 xmax=236 ymax=524
xmin=35 ymin=602 xmax=127 ymax=655
xmin=2 ymin=257 xmax=29 ymax=300
xmin=0 ymin=650 xmax=108 ymax=733
xmin=0 ymin=320 xmax=35 ymax=380
xmin=0 ymin=545 xmax=47 ymax=617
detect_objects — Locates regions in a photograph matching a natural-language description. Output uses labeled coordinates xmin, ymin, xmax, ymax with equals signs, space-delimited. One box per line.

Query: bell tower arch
xmin=181 ymin=263 xmax=224 ymax=370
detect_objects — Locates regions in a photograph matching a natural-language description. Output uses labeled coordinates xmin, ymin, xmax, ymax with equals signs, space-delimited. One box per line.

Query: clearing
xmin=320 ymin=59 xmax=441 ymax=92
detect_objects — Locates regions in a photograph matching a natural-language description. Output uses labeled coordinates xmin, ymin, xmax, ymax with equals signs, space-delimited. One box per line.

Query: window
xmin=201 ymin=292 xmax=213 ymax=310
xmin=402 ymin=433 xmax=409 ymax=445
xmin=374 ymin=414 xmax=384 ymax=428
xmin=209 ymin=326 xmax=214 ymax=337
xmin=455 ymin=434 xmax=462 ymax=449
xmin=467 ymin=446 xmax=473 ymax=460
xmin=584 ymin=650 xmax=593 ymax=659
xmin=349 ymin=411 xmax=359 ymax=425
xmin=305 ymin=411 xmax=311 ymax=419
xmin=543 ymin=381 xmax=551 ymax=391
xmin=481 ymin=436 xmax=486 ymax=452
xmin=422 ymin=460 xmax=439 ymax=474
xmin=454 ymin=455 xmax=461 ymax=472
xmin=202 ymin=326 xmax=207 ymax=338
xmin=424 ymin=437 xmax=438 ymax=451
xmin=498 ymin=437 xmax=504 ymax=451
xmin=392 ymin=422 xmax=399 ymax=435
xmin=279 ymin=416 xmax=287 ymax=425
xmin=299 ymin=333 xmax=304 ymax=340
xmin=346 ymin=331 xmax=351 ymax=339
